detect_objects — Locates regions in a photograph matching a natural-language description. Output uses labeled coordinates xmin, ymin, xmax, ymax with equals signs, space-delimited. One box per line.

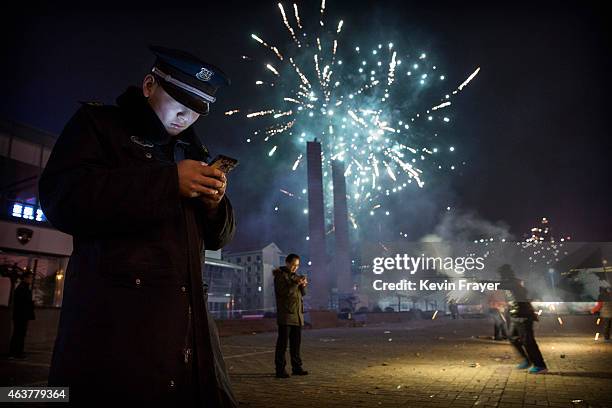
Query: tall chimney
xmin=306 ymin=140 xmax=329 ymax=309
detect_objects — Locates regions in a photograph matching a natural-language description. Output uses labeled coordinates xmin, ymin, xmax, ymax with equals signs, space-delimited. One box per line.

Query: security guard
xmin=40 ymin=46 xmax=237 ymax=406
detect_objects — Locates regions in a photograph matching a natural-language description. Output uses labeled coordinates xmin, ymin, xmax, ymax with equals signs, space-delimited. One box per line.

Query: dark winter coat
xmin=502 ymin=278 xmax=537 ymax=320
xmin=39 ymin=87 xmax=237 ymax=406
xmin=273 ymin=266 xmax=306 ymax=326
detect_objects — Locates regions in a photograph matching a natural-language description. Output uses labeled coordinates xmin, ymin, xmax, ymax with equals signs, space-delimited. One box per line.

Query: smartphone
xmin=208 ymin=154 xmax=239 ymax=174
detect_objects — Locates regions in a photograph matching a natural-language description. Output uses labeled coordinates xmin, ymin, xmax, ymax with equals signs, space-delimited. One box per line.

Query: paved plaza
xmin=2 ymin=317 xmax=611 ymax=407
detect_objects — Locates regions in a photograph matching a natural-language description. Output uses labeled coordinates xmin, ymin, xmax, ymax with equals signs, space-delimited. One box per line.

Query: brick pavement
xmin=1 ymin=317 xmax=610 ymax=407
xmin=225 ymin=318 xmax=611 ymax=408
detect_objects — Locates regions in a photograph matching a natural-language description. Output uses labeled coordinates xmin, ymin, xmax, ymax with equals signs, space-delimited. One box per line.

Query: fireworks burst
xmin=518 ymin=217 xmax=571 ymax=269
xmin=228 ymin=1 xmax=480 ymax=227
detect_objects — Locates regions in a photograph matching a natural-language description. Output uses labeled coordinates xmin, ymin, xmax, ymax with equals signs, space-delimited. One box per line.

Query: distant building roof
xmin=224 ymin=242 xmax=284 ymax=256
xmin=0 ymin=117 xmax=57 ymax=148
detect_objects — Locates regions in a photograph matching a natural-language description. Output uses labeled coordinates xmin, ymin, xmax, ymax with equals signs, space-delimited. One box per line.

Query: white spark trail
xmin=458 ymin=67 xmax=480 ymax=91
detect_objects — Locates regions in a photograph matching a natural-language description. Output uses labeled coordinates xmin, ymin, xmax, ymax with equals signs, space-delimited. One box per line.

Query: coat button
xmin=135 ymin=278 xmax=141 ymax=286
xmin=181 ymin=286 xmax=187 ymax=293
xmin=145 ymin=152 xmax=152 ymax=159
xmin=168 ymin=379 xmax=175 ymax=389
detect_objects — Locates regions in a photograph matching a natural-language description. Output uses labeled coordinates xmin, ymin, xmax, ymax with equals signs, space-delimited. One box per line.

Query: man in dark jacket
xmin=499 ymin=264 xmax=547 ymax=374
xmin=39 ymin=46 xmax=237 ymax=406
xmin=273 ymin=254 xmax=308 ymax=378
xmin=9 ymin=272 xmax=35 ymax=359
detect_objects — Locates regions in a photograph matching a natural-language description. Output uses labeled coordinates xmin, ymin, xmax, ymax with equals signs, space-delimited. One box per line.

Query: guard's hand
xmin=199 ymin=173 xmax=227 ymax=210
xmin=299 ymin=277 xmax=308 ymax=287
xmin=177 ymin=160 xmax=227 ymax=203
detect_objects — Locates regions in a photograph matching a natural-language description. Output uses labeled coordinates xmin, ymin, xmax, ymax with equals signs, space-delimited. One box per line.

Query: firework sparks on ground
xmin=228 ymin=1 xmax=480 ymax=226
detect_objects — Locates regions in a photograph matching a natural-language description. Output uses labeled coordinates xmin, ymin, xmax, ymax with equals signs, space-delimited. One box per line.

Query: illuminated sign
xmin=11 ymin=203 xmax=45 ymax=222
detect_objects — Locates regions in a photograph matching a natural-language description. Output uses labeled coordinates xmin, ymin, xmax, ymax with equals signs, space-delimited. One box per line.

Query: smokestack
xmin=306 ymin=140 xmax=329 ymax=309
xmin=332 ymin=160 xmax=352 ymax=294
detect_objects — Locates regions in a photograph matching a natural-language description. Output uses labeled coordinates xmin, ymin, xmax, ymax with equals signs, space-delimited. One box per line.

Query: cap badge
xmin=196 ymin=67 xmax=213 ymax=82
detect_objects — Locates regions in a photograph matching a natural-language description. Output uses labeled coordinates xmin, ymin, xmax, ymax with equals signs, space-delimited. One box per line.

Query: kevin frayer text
xmin=372 ymin=279 xmax=501 ymax=292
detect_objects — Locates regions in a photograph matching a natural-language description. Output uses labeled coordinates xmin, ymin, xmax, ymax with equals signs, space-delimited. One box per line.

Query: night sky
xmin=2 ymin=1 xmax=610 ymax=256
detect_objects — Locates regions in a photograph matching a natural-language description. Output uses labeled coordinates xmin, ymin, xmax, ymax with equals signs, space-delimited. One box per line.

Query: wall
xmin=0 ymin=220 xmax=72 ymax=256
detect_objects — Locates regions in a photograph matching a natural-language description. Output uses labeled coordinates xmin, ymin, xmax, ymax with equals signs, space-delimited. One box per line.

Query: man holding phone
xmin=273 ymin=254 xmax=309 ymax=378
xmin=39 ymin=46 xmax=237 ymax=406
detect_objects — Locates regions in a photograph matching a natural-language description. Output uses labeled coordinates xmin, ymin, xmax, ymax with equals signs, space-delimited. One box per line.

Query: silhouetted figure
xmin=9 ymin=272 xmax=35 ymax=358
xmin=488 ymin=290 xmax=508 ymax=340
xmin=592 ymin=286 xmax=612 ymax=341
xmin=498 ymin=264 xmax=547 ymax=374
xmin=448 ymin=299 xmax=459 ymax=319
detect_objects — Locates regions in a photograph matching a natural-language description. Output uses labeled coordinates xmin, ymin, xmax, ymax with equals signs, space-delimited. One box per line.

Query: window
xmin=236 ymin=257 xmax=241 ymax=263
xmin=247 ymin=256 xmax=251 ymax=262
xmin=257 ymin=255 xmax=261 ymax=261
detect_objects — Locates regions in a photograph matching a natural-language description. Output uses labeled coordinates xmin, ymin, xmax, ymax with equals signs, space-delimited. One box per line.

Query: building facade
xmin=223 ymin=243 xmax=285 ymax=316
xmin=1 ymin=118 xmax=69 ymax=309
